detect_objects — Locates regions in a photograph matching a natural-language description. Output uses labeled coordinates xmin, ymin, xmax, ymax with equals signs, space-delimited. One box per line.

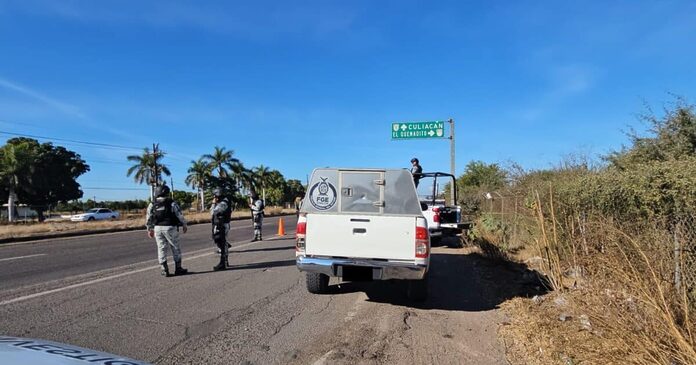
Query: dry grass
xmin=0 ymin=207 xmax=294 ymax=241
xmin=495 ymin=197 xmax=696 ymax=365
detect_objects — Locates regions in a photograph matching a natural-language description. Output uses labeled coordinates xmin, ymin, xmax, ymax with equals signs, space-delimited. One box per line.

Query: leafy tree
xmin=607 ymin=101 xmax=696 ymax=169
xmin=127 ymin=147 xmax=170 ymax=199
xmin=230 ymin=161 xmax=253 ymax=193
xmin=251 ymin=164 xmax=271 ymax=201
xmin=264 ymin=170 xmax=287 ymax=205
xmin=447 ymin=161 xmax=507 ymax=215
xmin=185 ymin=158 xmax=211 ymax=211
xmin=0 ymin=138 xmax=89 ymax=221
xmin=458 ymin=161 xmax=507 ymax=190
xmin=0 ymin=139 xmax=35 ymax=222
xmin=204 ymin=175 xmax=239 ymax=203
xmin=172 ymin=190 xmax=196 ymax=210
xmin=284 ymin=179 xmax=306 ymax=203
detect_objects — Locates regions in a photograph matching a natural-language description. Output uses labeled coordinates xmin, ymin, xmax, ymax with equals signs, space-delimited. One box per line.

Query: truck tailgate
xmin=305 ymin=214 xmax=416 ymax=261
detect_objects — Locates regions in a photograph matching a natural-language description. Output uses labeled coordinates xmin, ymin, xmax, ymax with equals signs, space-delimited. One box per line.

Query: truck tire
xmin=407 ymin=275 xmax=429 ymax=302
xmin=447 ymin=237 xmax=465 ymax=249
xmin=306 ymin=272 xmax=329 ymax=294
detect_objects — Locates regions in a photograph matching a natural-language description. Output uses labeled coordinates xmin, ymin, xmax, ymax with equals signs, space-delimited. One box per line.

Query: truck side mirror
xmin=420 ymin=202 xmax=428 ymax=211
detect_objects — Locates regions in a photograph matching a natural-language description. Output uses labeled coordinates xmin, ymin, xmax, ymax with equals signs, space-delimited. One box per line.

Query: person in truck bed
xmin=410 ymin=157 xmax=423 ymax=187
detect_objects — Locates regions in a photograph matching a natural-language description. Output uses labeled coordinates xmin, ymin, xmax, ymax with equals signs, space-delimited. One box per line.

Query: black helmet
xmin=212 ymin=188 xmax=223 ymax=198
xmin=411 ymin=157 xmax=419 ymax=163
xmin=155 ymin=185 xmax=170 ymax=197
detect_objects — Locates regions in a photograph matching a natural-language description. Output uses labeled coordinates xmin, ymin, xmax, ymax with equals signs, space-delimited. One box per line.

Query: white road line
xmin=0 ymin=236 xmax=293 ymax=307
xmin=0 ymin=254 xmax=47 ymax=262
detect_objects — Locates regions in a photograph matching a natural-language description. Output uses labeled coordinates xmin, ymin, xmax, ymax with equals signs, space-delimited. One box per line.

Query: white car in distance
xmin=70 ymin=208 xmax=120 ymax=222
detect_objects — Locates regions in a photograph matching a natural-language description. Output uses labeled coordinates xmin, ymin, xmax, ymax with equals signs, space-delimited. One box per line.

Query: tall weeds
xmin=530 ymin=195 xmax=696 ymax=364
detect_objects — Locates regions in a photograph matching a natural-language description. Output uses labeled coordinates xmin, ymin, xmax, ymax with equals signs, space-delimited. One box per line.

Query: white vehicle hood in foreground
xmin=0 ymin=336 xmax=150 ymax=365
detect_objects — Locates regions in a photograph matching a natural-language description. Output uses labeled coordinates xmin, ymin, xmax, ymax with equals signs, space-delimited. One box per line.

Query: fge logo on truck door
xmin=309 ymin=177 xmax=337 ymax=210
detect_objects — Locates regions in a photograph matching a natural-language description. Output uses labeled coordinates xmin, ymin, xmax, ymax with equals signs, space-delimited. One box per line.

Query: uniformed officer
xmin=250 ymin=192 xmax=265 ymax=242
xmin=211 ymin=188 xmax=232 ymax=271
xmin=411 ymin=157 xmax=423 ymax=188
xmin=146 ymin=184 xmax=188 ymax=277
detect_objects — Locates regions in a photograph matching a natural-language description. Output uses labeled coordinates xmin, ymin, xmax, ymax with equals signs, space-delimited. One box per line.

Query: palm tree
xmin=228 ymin=161 xmax=251 ymax=193
xmin=0 ymin=143 xmax=33 ymax=222
xmin=203 ymin=146 xmax=239 ymax=178
xmin=185 ymin=158 xmax=211 ymax=211
xmin=126 ymin=147 xmax=170 ymax=200
xmin=252 ymin=165 xmax=271 ymax=203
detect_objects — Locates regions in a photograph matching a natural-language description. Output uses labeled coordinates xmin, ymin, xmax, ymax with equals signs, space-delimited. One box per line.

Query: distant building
xmin=1 ymin=204 xmax=38 ymax=220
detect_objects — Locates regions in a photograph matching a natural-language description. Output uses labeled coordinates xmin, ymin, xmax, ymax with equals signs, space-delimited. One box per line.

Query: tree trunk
xmin=199 ymin=187 xmax=205 ymax=212
xmin=7 ymin=187 xmax=15 ymax=222
xmin=36 ymin=208 xmax=46 ymax=222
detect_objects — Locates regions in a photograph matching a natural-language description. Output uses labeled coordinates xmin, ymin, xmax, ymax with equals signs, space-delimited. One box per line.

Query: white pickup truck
xmin=416 ymin=172 xmax=473 ymax=247
xmin=295 ymin=168 xmax=430 ymax=301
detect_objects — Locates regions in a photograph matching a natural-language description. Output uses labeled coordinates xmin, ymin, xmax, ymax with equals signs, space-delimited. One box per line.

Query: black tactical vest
xmin=212 ymin=199 xmax=232 ymax=226
xmin=154 ymin=198 xmax=180 ymax=226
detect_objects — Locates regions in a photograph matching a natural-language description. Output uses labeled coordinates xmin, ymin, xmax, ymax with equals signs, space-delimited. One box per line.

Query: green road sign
xmin=391 ymin=121 xmax=445 ymax=139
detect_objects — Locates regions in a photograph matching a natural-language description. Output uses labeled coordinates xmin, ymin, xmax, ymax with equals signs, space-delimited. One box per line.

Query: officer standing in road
xmin=211 ymin=188 xmax=232 ymax=271
xmin=146 ymin=184 xmax=188 ymax=277
xmin=250 ymin=191 xmax=265 ymax=242
xmin=411 ymin=157 xmax=423 ymax=188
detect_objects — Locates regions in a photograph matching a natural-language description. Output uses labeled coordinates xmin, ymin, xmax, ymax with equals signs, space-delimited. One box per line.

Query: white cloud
xmin=0 ymin=77 xmax=86 ymax=119
xmin=0 ymin=76 xmax=148 ymax=144
xmin=6 ymin=0 xmax=358 ymax=40
xmin=517 ymin=64 xmax=597 ymax=122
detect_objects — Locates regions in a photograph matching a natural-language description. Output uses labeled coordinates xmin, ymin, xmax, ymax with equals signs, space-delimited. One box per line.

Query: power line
xmin=0 ymin=130 xmax=142 ymax=151
xmin=87 ymin=159 xmax=132 ymax=166
xmin=82 ymin=187 xmax=150 ymax=191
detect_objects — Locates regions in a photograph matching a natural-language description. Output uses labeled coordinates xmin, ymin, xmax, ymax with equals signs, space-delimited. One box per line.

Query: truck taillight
xmin=296 ymin=221 xmax=306 ymax=235
xmin=432 ymin=207 xmax=440 ymax=223
xmin=415 ymin=225 xmax=429 ymax=258
xmin=296 ymin=216 xmax=307 ymax=252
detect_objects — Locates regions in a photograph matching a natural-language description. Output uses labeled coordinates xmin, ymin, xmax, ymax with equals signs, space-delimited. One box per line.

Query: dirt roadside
xmin=0 ymin=209 xmax=295 ymax=244
xmin=290 ymin=244 xmax=546 ymax=365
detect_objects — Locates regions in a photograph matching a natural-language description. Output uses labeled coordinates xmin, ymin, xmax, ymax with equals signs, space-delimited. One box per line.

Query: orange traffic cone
xmin=277 ymin=218 xmax=285 ymax=236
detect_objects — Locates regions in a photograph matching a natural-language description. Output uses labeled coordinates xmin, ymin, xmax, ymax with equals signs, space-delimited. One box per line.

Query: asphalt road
xmin=0 ymin=216 xmax=516 ymax=364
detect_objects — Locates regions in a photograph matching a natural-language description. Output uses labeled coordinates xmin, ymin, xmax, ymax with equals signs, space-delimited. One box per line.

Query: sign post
xmin=448 ymin=119 xmax=455 ymax=204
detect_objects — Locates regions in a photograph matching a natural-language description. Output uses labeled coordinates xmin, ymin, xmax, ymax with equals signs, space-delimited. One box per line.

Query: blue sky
xmin=1 ymin=0 xmax=695 ymax=201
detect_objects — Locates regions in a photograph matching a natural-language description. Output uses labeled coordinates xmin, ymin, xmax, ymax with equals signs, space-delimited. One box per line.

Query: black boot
xmin=160 ymin=262 xmax=170 ymax=277
xmin=174 ymin=261 xmax=188 ymax=275
xmin=213 ymin=255 xmax=228 ymax=271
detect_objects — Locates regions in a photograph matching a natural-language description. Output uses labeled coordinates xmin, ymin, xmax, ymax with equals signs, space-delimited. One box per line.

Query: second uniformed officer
xmin=250 ymin=191 xmax=265 ymax=242
xmin=211 ymin=188 xmax=232 ymax=271
xmin=146 ymin=184 xmax=188 ymax=277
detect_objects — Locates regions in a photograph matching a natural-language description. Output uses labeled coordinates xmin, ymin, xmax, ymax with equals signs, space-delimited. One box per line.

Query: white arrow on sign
xmin=428 ymin=130 xmax=435 ymax=137
xmin=400 ymin=124 xmax=407 ymax=131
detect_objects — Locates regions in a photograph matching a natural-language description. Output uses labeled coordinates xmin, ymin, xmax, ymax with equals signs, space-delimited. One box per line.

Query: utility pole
xmin=152 ymin=143 xmax=159 ymax=187
xmin=170 ymin=177 xmax=174 ymax=199
xmin=448 ymin=118 xmax=456 ymax=204
xmin=151 ymin=143 xmax=159 ymax=202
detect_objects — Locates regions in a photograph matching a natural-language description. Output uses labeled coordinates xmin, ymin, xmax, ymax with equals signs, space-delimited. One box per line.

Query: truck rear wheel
xmin=306 ymin=272 xmax=329 ymax=294
xmin=447 ymin=236 xmax=465 ymax=248
xmin=407 ymin=275 xmax=429 ymax=302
